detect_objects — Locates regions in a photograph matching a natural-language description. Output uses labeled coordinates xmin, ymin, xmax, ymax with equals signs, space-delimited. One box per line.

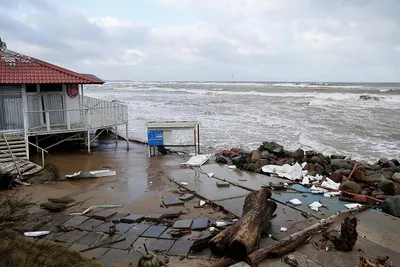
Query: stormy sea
xmin=85 ymin=82 xmax=400 ymax=162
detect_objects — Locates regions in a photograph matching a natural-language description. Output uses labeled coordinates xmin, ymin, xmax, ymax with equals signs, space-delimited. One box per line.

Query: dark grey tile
xmin=144 ymin=213 xmax=164 ymax=222
xmin=55 ymin=230 xmax=89 ymax=244
xmin=92 ymin=210 xmax=117 ymax=221
xmin=132 ymin=237 xmax=157 ymax=253
xmin=191 ymin=217 xmax=209 ymax=230
xmin=142 ymin=225 xmax=167 ymax=238
xmin=116 ymin=223 xmax=133 ymax=234
xmin=109 ymin=233 xmax=139 ymax=250
xmin=77 ymin=218 xmax=104 ymax=231
xmin=120 ymin=214 xmax=145 ymax=223
xmin=111 ymin=213 xmax=130 ymax=223
xmin=76 ymin=231 xmax=104 ymax=246
xmin=95 ymin=233 xmax=122 ymax=247
xmin=173 ymin=219 xmax=193 ymax=229
xmin=149 ymin=239 xmax=175 ymax=254
xmin=61 ymin=215 xmax=89 ymax=229
xmin=162 ymin=198 xmax=184 ymax=207
xmin=94 ymin=222 xmax=113 ymax=233
xmin=159 ymin=228 xmax=178 ymax=240
xmin=167 ymin=240 xmax=194 ymax=256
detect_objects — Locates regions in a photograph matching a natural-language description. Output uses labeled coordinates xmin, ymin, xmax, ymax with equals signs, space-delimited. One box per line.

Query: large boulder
xmin=353 ymin=167 xmax=366 ymax=182
xmin=365 ymin=173 xmax=385 ymax=184
xmin=340 ymin=169 xmax=352 ymax=177
xmin=382 ymin=171 xmax=394 ymax=179
xmin=310 ymin=156 xmax=323 ymax=165
xmin=331 ymin=159 xmax=353 ymax=170
xmin=261 ymin=151 xmax=278 ymax=160
xmin=330 ymin=170 xmax=343 ymax=183
xmin=262 ymin=141 xmax=283 ymax=153
xmin=258 ymin=159 xmax=270 ymax=167
xmin=391 ymin=173 xmax=400 ymax=183
xmin=378 ymin=179 xmax=396 ymax=195
xmin=381 ymin=195 xmax=400 ymax=217
xmin=368 ymin=164 xmax=382 ymax=172
xmin=232 ymin=155 xmax=246 ymax=168
xmin=250 ymin=151 xmax=261 ymax=163
xmin=285 ymin=158 xmax=295 ymax=165
xmin=292 ymin=149 xmax=305 ymax=160
xmin=339 ymin=181 xmax=362 ymax=194
xmin=331 ymin=155 xmax=346 ymax=159
xmin=391 ymin=159 xmax=400 ymax=166
xmin=377 ymin=158 xmax=396 ymax=168
xmin=216 ymin=155 xmax=231 ymax=165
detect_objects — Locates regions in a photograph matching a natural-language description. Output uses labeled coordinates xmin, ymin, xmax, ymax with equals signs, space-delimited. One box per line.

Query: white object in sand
xmin=289 ymin=198 xmax=302 ymax=206
xmin=180 ymin=182 xmax=188 ymax=186
xmin=66 ymin=170 xmax=116 ymax=179
xmin=207 ymin=173 xmax=214 ymax=177
xmin=262 ymin=163 xmax=303 ymax=180
xmin=24 ymin=231 xmax=50 ymax=237
xmin=209 ymin=227 xmax=216 ymax=232
xmin=344 ymin=203 xmax=363 ymax=209
xmin=280 ymin=227 xmax=288 ymax=232
xmin=321 ymin=178 xmax=340 ymax=190
xmin=180 ymin=154 xmax=211 ymax=167
xmin=216 ymin=221 xmax=228 ymax=227
xmin=228 ymin=165 xmax=237 ymax=169
xmin=199 ymin=200 xmax=206 ymax=207
xmin=309 ymin=201 xmax=323 ymax=212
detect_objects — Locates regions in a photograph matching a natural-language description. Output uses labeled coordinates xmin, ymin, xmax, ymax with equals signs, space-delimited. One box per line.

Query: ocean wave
xmin=271 ymin=83 xmax=364 ymax=89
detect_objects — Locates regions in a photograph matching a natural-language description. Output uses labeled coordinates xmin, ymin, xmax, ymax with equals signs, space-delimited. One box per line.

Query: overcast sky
xmin=1 ymin=0 xmax=399 ymax=82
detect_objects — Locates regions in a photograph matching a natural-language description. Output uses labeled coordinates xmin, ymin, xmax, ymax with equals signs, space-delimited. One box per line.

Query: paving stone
xmin=167 ymin=239 xmax=194 ymax=256
xmin=179 ymin=193 xmax=195 ymax=201
xmin=191 ymin=217 xmax=209 ymax=230
xmin=40 ymin=202 xmax=67 ymax=211
xmin=159 ymin=228 xmax=179 ymax=240
xmin=120 ymin=214 xmax=145 ymax=223
xmin=82 ymin=247 xmax=109 ymax=260
xmin=142 ymin=225 xmax=167 ymax=238
xmin=55 ymin=230 xmax=89 ymax=244
xmin=39 ymin=232 xmax=57 ymax=241
xmin=69 ymin=243 xmax=88 ymax=252
xmin=173 ymin=219 xmax=193 ymax=229
xmin=76 ymin=231 xmax=104 ymax=246
xmin=95 ymin=233 xmax=122 ymax=247
xmin=109 ymin=233 xmax=139 ymax=250
xmin=216 ymin=181 xmax=230 ymax=187
xmin=94 ymin=222 xmax=114 ymax=233
xmin=115 ymin=223 xmax=133 ymax=234
xmin=132 ymin=237 xmax=157 ymax=253
xmin=127 ymin=223 xmax=151 ymax=236
xmin=14 ymin=216 xmax=53 ymax=233
xmin=39 ymin=215 xmax=70 ymax=231
xmin=180 ymin=230 xmax=202 ymax=241
xmin=162 ymin=211 xmax=183 ymax=219
xmin=92 ymin=210 xmax=117 ymax=221
xmin=61 ymin=215 xmax=89 ymax=229
xmin=111 ymin=212 xmax=130 ymax=223
xmin=77 ymin=218 xmax=104 ymax=231
xmin=162 ymin=198 xmax=184 ymax=207
xmin=149 ymin=239 xmax=175 ymax=254
xmin=143 ymin=213 xmax=164 ymax=222
xmin=99 ymin=249 xmax=142 ymax=267
xmin=188 ymin=247 xmax=212 ymax=260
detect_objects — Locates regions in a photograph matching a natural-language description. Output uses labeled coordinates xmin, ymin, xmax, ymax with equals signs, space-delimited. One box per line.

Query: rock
xmin=377 ymin=158 xmax=396 ymax=168
xmin=391 ymin=173 xmax=400 ymax=183
xmin=310 ymin=156 xmax=322 ymax=165
xmin=303 ymin=163 xmax=315 ymax=172
xmin=339 ymin=181 xmax=362 ymax=194
xmin=262 ymin=141 xmax=283 ymax=153
xmin=376 ymin=195 xmax=390 ymax=200
xmin=368 ymin=164 xmax=382 ymax=171
xmin=331 ymin=155 xmax=346 ymax=159
xmin=354 ymin=195 xmax=368 ymax=204
xmin=285 ymin=158 xmax=295 ymax=165
xmin=378 ymin=179 xmax=396 ymax=195
xmin=232 ymin=155 xmax=245 ymax=168
xmin=251 ymin=151 xmax=261 ymax=163
xmin=216 ymin=155 xmax=230 ymax=165
xmin=340 ymin=169 xmax=352 ymax=177
xmin=382 ymin=171 xmax=394 ymax=179
xmin=331 ymin=159 xmax=352 ymax=170
xmin=365 ymin=173 xmax=384 ymax=184
xmin=258 ymin=159 xmax=270 ymax=167
xmin=391 ymin=159 xmax=400 ymax=166
xmin=292 ymin=149 xmax=304 ymax=160
xmin=330 ymin=171 xmax=343 ymax=183
xmin=353 ymin=167 xmax=366 ymax=182
xmin=307 ymin=170 xmax=317 ymax=176
xmin=305 ymin=150 xmax=316 ymax=157
xmin=231 ymin=148 xmax=243 ymax=154
xmin=276 ymin=159 xmax=286 ymax=166
xmin=261 ymin=151 xmax=278 ymax=160
xmin=324 ymin=156 xmax=331 ymax=164
xmin=325 ymin=165 xmax=333 ymax=174
xmin=371 ymin=190 xmax=385 ymax=198
xmin=381 ymin=195 xmax=400 ymax=217
xmin=361 ymin=190 xmax=369 ymax=195
xmin=269 ymin=160 xmax=276 ymax=165
xmin=245 ymin=163 xmax=258 ymax=172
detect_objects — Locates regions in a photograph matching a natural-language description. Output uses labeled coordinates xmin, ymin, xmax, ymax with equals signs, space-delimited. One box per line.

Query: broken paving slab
xmin=216 ymin=181 xmax=230 ymax=188
xmin=61 ymin=215 xmax=89 ymax=229
xmin=109 ymin=233 xmax=139 ymax=250
xmin=127 ymin=223 xmax=151 ymax=236
xmin=142 ymin=225 xmax=167 ymax=238
xmin=48 ymin=196 xmax=75 ymax=203
xmin=111 ymin=212 xmax=130 ymax=223
xmin=94 ymin=233 xmax=122 ymax=247
xmin=169 ymin=169 xmax=250 ymax=201
xmin=214 ymin=196 xmax=246 ymax=218
xmin=167 ymin=239 xmax=194 ymax=257
xmin=179 ymin=193 xmax=195 ymax=201
xmin=40 ymin=202 xmax=67 ymax=211
xmin=55 ymin=229 xmax=89 ymax=244
xmin=162 ymin=198 xmax=185 ymax=207
xmin=94 ymin=222 xmax=114 ymax=233
xmin=191 ymin=218 xmax=209 ymax=230
xmin=149 ymin=239 xmax=175 ymax=254
xmin=132 ymin=237 xmax=157 ymax=253
xmin=115 ymin=223 xmax=133 ymax=234
xmin=76 ymin=231 xmax=104 ymax=246
xmin=120 ymin=214 xmax=145 ymax=223
xmin=143 ymin=213 xmax=164 ymax=222
xmin=77 ymin=218 xmax=104 ymax=231
xmin=92 ymin=210 xmax=117 ymax=221
xmin=159 ymin=228 xmax=179 ymax=240
xmin=173 ymin=219 xmax=193 ymax=229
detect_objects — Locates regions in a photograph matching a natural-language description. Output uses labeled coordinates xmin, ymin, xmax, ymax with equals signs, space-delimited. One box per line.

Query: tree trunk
xmin=323 ymin=216 xmax=358 ymax=252
xmin=209 ymin=188 xmax=277 ymax=261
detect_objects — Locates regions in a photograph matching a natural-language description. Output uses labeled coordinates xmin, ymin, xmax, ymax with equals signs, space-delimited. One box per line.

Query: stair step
xmin=0 ymin=140 xmax=25 ymax=145
xmin=22 ymin=166 xmax=43 ymax=176
xmin=0 ymin=148 xmax=26 ymax=153
xmin=0 ymin=152 xmax=26 ymax=159
xmin=0 ymin=157 xmax=27 ymax=163
xmin=1 ymin=162 xmax=29 ymax=173
xmin=11 ymin=163 xmax=36 ymax=175
xmin=0 ymin=144 xmax=26 ymax=150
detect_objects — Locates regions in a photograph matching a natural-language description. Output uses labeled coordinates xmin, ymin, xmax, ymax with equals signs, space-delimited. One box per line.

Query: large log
xmin=209 ymin=188 xmax=277 ymax=261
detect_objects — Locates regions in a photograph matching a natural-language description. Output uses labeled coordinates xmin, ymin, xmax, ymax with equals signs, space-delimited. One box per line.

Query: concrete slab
xmin=40 ymin=202 xmax=67 ymax=211
xmin=179 ymin=193 xmax=195 ymax=201
xmin=69 ymin=243 xmax=88 ymax=252
xmin=111 ymin=212 xmax=130 ymax=223
xmin=169 ymin=169 xmax=250 ymax=201
xmin=132 ymin=237 xmax=157 ymax=253
xmin=115 ymin=223 xmax=133 ymax=234
xmin=95 ymin=233 xmax=122 ymax=247
xmin=143 ymin=213 xmax=164 ymax=222
xmin=109 ymin=233 xmax=139 ymax=250
xmin=127 ymin=223 xmax=151 ymax=236
xmin=120 ymin=214 xmax=145 ymax=223
xmin=39 ymin=215 xmax=70 ymax=231
xmin=55 ymin=230 xmax=89 ymax=244
xmin=167 ymin=240 xmax=194 ymax=256
xmin=162 ymin=198 xmax=185 ymax=207
xmin=14 ymin=215 xmax=53 ymax=233
xmin=76 ymin=231 xmax=104 ymax=246
xmin=92 ymin=210 xmax=117 ymax=221
xmin=173 ymin=219 xmax=193 ymax=229
xmin=149 ymin=239 xmax=175 ymax=254
xmin=81 ymin=247 xmax=109 ymax=260
xmin=77 ymin=218 xmax=104 ymax=231
xmin=142 ymin=225 xmax=167 ymax=238
xmin=159 ymin=228 xmax=179 ymax=240
xmin=61 ymin=215 xmax=89 ymax=229
xmin=191 ymin=217 xmax=209 ymax=230
xmin=98 ymin=248 xmax=141 ymax=267
xmin=214 ymin=197 xmax=246 ymax=218
xmin=94 ymin=222 xmax=113 ymax=233
xmin=188 ymin=247 xmax=212 ymax=260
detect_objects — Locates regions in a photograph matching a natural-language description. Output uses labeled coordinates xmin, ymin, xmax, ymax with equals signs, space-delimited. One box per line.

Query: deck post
xmin=36 ymin=135 xmax=39 ymax=154
xmin=115 ymin=126 xmax=118 ymax=146
xmin=87 ymin=130 xmax=91 ymax=155
xmin=126 ymin=123 xmax=129 ymax=151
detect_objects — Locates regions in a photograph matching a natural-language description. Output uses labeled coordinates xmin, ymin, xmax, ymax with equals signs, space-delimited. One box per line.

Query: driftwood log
xmin=212 ymin=205 xmax=368 ymax=267
xmin=323 ymin=216 xmax=358 ymax=252
xmin=209 ymin=188 xmax=277 ymax=261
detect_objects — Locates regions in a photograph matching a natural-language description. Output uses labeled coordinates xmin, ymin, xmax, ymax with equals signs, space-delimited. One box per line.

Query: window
xmin=26 ymin=84 xmax=37 ymax=93
xmin=39 ymin=84 xmax=63 ymax=92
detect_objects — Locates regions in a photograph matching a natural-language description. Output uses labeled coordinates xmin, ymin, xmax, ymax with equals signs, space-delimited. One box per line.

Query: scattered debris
xmin=162 ymin=198 xmax=185 ymax=207
xmin=178 ymin=193 xmax=194 ymax=201
xmin=23 ymin=231 xmax=50 ymax=237
xmin=207 ymin=173 xmax=214 ymax=177
xmin=48 ymin=196 xmax=75 ymax=203
xmin=180 ymin=154 xmax=211 ymax=167
xmin=40 ymin=202 xmax=67 ymax=211
xmin=216 ymin=181 xmax=230 ymax=188
xmin=289 ymin=198 xmax=302 ymax=206
xmin=309 ymin=202 xmax=323 ymax=212
xmin=323 ymin=217 xmax=358 ymax=252
xmin=66 ymin=169 xmax=116 ymax=179
xmin=180 ymin=182 xmax=188 ymax=186
xmin=321 ymin=178 xmax=340 ymax=190
xmin=228 ymin=165 xmax=237 ymax=169
xmin=344 ymin=203 xmax=363 ymax=209
xmin=280 ymin=227 xmax=288 ymax=232
xmin=262 ymin=163 xmax=303 ymax=180
xmin=283 ymin=254 xmax=299 ymax=267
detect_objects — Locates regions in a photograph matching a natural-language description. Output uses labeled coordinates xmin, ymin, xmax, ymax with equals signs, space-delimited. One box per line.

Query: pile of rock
xmin=216 ymin=141 xmax=400 ymax=217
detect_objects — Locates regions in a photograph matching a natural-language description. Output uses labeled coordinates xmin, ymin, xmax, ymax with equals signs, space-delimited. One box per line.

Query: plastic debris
xmin=310 ymin=185 xmax=327 ymax=194
xmin=301 ymin=176 xmax=310 ymax=185
xmin=309 ymin=201 xmax=323 ymax=212
xmin=228 ymin=165 xmax=237 ymax=169
xmin=66 ymin=170 xmax=116 ymax=179
xmin=69 ymin=204 xmax=123 ymax=216
xmin=344 ymin=203 xmax=363 ymax=209
xmin=24 ymin=231 xmax=50 ymax=237
xmin=216 ymin=221 xmax=228 ymax=227
xmin=180 ymin=154 xmax=211 ymax=167
xmin=321 ymin=178 xmax=340 ymax=190
xmin=280 ymin=227 xmax=288 ymax=232
xmin=283 ymin=182 xmax=289 ymax=187
xmin=207 ymin=173 xmax=214 ymax=178
xmin=301 ymin=162 xmax=307 ymax=168
xmin=324 ymin=192 xmax=341 ymax=198
xmin=180 ymin=182 xmax=188 ymax=186
xmin=209 ymin=227 xmax=216 ymax=232
xmin=199 ymin=200 xmax=206 ymax=207
xmin=289 ymin=198 xmax=302 ymax=206
xmin=262 ymin=163 xmax=303 ymax=180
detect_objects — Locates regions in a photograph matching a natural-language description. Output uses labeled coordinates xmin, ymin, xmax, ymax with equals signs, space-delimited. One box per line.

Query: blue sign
xmin=148 ymin=130 xmax=164 ymax=146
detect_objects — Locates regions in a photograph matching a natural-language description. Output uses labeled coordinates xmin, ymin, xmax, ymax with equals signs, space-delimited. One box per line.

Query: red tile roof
xmin=0 ymin=49 xmax=104 ymax=84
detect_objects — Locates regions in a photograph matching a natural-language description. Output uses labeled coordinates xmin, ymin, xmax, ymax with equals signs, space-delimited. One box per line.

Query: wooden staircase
xmin=0 ymin=134 xmax=43 ymax=177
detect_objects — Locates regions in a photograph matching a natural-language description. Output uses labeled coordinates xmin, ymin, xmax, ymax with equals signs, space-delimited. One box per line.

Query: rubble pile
xmin=216 ymin=141 xmax=400 ymax=217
